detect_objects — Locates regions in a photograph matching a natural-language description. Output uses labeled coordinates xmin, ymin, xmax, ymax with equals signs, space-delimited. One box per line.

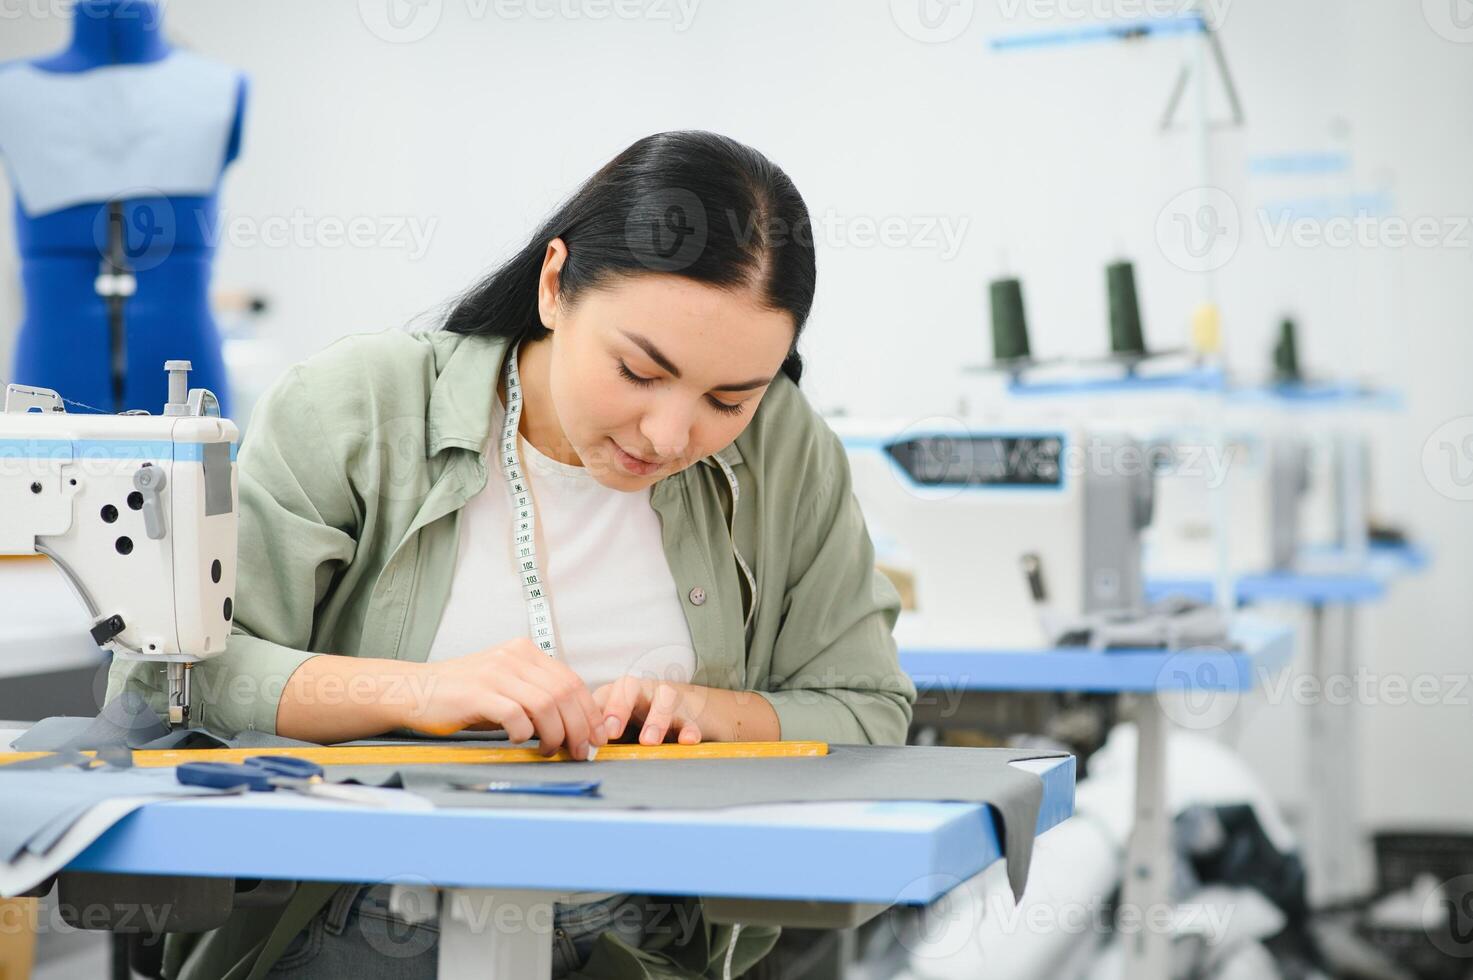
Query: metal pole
xmin=1121 ymin=696 xmax=1173 ymax=978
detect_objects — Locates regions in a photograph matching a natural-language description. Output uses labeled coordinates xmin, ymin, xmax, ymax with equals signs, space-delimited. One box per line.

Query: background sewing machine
xmin=0 ymin=361 xmax=238 ymax=728
xmin=832 ymin=417 xmax=1225 ymax=652
xmin=1143 ymin=427 xmax=1311 ymax=578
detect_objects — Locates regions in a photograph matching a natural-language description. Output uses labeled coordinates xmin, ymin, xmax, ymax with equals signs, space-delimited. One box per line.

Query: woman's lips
xmin=612 ymin=438 xmax=660 ymax=475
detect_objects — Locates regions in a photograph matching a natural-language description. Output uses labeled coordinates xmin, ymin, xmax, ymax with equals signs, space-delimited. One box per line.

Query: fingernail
xmin=605 ymin=717 xmax=622 ymax=739
xmin=586 ymin=745 xmax=599 ymax=762
xmin=641 ymin=725 xmax=658 ymax=744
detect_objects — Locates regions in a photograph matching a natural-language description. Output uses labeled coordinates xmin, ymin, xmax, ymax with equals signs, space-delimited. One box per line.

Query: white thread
xmin=724 ymin=922 xmax=743 ymax=980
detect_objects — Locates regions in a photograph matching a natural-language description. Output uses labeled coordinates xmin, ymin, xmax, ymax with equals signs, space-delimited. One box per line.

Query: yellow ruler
xmin=0 ymin=740 xmax=827 ymax=770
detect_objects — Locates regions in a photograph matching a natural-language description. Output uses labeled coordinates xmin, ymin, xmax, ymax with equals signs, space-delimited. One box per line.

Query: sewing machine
xmin=1144 ymin=429 xmax=1311 ymax=577
xmin=0 ymin=361 xmax=238 ymax=727
xmin=832 ymin=417 xmax=1223 ymax=650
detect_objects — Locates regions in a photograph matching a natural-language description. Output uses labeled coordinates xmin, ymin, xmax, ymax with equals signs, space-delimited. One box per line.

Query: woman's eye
xmin=617 ymin=362 xmax=655 ymax=386
xmin=620 ymin=360 xmax=745 ymax=416
xmin=708 ymin=398 xmax=745 ymax=417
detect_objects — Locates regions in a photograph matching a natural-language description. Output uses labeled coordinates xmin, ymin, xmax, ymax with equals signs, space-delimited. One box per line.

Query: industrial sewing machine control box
xmin=1143 ymin=426 xmax=1311 ymax=578
xmin=0 ymin=361 xmax=238 ymax=727
xmin=830 ymin=417 xmax=1158 ymax=650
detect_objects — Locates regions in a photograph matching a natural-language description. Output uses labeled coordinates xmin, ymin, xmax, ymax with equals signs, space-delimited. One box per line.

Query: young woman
xmin=109 ymin=131 xmax=915 ymax=979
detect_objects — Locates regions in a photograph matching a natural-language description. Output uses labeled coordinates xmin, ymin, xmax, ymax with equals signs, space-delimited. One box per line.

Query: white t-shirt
xmin=426 ymin=385 xmax=697 ymax=690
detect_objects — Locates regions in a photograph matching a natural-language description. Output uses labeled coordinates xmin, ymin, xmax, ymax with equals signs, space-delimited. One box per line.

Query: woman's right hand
xmin=402 ymin=638 xmax=608 ymax=760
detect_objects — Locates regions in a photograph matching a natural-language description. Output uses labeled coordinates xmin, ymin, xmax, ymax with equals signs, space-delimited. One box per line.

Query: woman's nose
xmin=640 ymin=399 xmax=693 ymax=461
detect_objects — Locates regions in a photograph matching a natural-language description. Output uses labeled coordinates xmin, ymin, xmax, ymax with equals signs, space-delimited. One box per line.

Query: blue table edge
xmin=900 ymin=615 xmax=1293 ymax=694
xmin=59 ymin=757 xmax=1076 ymax=908
xmin=1145 ymin=544 xmax=1429 ymax=607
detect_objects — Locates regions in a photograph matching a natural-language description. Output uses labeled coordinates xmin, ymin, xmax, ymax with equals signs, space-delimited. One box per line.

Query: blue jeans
xmin=265 ymin=885 xmax=666 ymax=977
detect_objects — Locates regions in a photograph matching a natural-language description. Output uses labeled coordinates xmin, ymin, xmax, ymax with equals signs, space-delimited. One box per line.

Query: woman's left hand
xmin=594 ymin=677 xmax=712 ymax=745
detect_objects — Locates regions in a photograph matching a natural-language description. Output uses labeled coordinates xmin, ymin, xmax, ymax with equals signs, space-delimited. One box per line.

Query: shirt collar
xmin=424 ymin=330 xmax=743 ymax=469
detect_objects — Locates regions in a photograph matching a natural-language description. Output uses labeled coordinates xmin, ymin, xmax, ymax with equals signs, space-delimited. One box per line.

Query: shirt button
xmin=688 ymin=587 xmax=706 ymax=606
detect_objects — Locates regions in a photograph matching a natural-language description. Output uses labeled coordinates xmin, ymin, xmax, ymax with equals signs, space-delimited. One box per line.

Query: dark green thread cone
xmin=990 ymin=277 xmax=1031 ymax=363
xmin=1273 ymin=317 xmax=1301 ymax=382
xmin=1106 ymin=261 xmax=1147 ymax=357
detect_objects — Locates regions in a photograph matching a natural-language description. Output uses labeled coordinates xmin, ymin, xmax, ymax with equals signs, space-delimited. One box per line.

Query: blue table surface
xmin=51 ymin=754 xmax=1074 ymax=908
xmin=1146 ymin=572 xmax=1385 ymax=606
xmin=899 ymin=615 xmax=1293 ymax=694
xmin=1146 ymin=542 xmax=1429 ymax=608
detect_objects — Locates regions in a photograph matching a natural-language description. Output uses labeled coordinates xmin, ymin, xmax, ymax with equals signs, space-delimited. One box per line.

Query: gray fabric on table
xmin=0 ymin=710 xmax=524 ymax=895
xmin=328 ymin=744 xmax=1066 ymax=901
xmin=0 ymin=767 xmax=223 ymax=864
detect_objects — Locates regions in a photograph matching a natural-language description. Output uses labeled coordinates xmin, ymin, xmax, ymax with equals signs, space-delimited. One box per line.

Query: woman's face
xmin=537 ymin=240 xmax=796 ymax=490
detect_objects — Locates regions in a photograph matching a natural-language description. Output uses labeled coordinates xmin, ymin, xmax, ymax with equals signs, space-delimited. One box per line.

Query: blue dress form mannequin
xmin=0 ymin=0 xmax=245 ymax=413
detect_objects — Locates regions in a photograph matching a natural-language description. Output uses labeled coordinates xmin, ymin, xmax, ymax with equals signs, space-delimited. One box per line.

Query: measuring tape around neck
xmin=500 ymin=343 xmax=559 ymax=658
xmin=499 ymin=340 xmax=758 ymax=655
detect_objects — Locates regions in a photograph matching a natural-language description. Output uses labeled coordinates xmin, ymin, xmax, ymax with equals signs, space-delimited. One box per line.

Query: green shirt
xmin=109 ymin=327 xmax=915 ymax=741
xmin=104 ymin=328 xmax=916 ymax=979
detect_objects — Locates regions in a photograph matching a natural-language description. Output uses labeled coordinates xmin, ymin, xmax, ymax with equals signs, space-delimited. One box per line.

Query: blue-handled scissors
xmin=177 ymin=755 xmax=324 ymax=791
xmin=177 ymin=755 xmax=401 ymax=807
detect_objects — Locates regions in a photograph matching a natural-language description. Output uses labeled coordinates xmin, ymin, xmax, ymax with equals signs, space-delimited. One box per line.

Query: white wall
xmin=1 ymin=0 xmax=1469 ymax=825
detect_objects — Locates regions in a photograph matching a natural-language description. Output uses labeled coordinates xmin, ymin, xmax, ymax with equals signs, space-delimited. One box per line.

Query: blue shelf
xmin=898 ymin=616 xmax=1292 ymax=694
xmin=991 ymin=14 xmax=1206 ymax=51
xmin=1247 ymin=153 xmax=1352 ymax=177
xmin=1301 ymin=542 xmax=1431 ymax=578
xmin=1226 ymin=382 xmax=1403 ymax=411
xmin=1147 ymin=572 xmax=1386 ymax=606
xmin=1368 ymin=541 xmax=1430 ymax=573
xmin=1147 ymin=542 xmax=1429 ymax=607
xmin=1007 ymin=367 xmax=1227 ymax=397
xmin=999 ymin=371 xmax=1403 ymax=410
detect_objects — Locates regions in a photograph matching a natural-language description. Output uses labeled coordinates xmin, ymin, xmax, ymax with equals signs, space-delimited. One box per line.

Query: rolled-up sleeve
xmin=758 ymin=427 xmax=916 ymax=745
xmin=106 ymin=365 xmax=358 ymax=737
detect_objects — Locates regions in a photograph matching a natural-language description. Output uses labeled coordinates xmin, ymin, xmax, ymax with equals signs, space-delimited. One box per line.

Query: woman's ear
xmin=537 ymin=238 xmax=569 ymax=330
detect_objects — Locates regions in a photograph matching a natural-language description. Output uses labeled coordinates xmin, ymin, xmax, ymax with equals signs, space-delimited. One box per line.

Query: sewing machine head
xmin=1 ymin=361 xmax=238 ymax=728
xmin=1145 ymin=429 xmax=1311 ymax=577
xmin=833 ymin=417 xmax=1155 ymax=650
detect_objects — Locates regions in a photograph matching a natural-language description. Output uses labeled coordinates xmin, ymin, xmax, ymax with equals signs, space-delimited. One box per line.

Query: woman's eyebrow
xmin=619 ymin=330 xmax=774 ymax=392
